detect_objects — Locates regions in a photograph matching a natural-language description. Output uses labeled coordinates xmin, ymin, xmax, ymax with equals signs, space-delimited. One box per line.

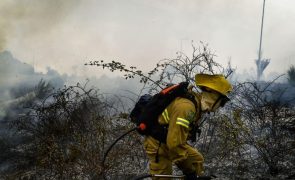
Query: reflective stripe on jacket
xmin=157 ymin=97 xmax=199 ymax=162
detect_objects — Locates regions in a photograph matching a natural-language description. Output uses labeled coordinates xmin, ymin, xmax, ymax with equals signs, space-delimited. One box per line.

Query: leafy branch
xmin=85 ymin=42 xmax=232 ymax=91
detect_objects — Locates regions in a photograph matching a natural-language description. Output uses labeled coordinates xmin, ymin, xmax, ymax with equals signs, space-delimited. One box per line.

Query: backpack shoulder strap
xmin=181 ymin=92 xmax=200 ymax=117
xmin=181 ymin=92 xmax=202 ymax=142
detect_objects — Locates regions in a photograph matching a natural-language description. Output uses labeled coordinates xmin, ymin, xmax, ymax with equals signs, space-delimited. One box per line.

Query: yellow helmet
xmin=195 ymin=74 xmax=232 ymax=96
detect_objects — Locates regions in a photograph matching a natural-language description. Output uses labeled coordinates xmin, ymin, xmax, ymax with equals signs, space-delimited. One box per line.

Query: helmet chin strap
xmin=211 ymin=95 xmax=222 ymax=111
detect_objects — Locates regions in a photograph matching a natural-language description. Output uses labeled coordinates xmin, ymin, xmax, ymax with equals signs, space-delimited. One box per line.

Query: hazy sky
xmin=1 ymin=0 xmax=295 ymax=77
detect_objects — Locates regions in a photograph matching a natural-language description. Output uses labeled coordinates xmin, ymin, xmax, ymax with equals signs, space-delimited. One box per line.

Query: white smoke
xmin=0 ymin=0 xmax=80 ymax=51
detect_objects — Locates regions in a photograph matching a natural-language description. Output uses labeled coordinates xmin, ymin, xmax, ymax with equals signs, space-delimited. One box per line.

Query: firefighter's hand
xmin=184 ymin=172 xmax=198 ymax=180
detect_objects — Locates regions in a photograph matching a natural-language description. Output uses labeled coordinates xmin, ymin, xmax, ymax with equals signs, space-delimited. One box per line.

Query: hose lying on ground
xmin=130 ymin=174 xmax=214 ymax=180
xmin=102 ymin=127 xmax=138 ymax=179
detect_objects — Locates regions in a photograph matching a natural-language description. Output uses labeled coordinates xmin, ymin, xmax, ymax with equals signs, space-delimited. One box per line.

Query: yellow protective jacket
xmin=144 ymin=96 xmax=203 ymax=175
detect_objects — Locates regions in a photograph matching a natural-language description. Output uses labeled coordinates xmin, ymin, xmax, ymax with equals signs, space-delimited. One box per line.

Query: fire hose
xmin=130 ymin=174 xmax=214 ymax=180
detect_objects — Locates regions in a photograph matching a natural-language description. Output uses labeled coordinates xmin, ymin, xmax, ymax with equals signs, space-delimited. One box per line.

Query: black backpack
xmin=130 ymin=82 xmax=197 ymax=143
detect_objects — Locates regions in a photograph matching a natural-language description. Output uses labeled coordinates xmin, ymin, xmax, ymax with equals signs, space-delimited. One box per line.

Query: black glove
xmin=184 ymin=172 xmax=198 ymax=180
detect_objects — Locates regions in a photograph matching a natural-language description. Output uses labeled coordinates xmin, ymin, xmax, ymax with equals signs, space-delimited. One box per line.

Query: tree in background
xmin=287 ymin=65 xmax=295 ymax=86
xmin=255 ymin=59 xmax=270 ymax=81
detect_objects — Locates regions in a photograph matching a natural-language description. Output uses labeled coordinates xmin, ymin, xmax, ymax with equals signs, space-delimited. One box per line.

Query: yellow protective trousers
xmin=144 ymin=137 xmax=204 ymax=180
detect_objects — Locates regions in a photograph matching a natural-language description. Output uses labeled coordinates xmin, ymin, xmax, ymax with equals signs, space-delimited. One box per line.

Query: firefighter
xmin=144 ymin=74 xmax=232 ymax=179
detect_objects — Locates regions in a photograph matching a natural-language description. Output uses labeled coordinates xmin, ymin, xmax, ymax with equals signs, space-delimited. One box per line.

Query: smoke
xmin=0 ymin=0 xmax=80 ymax=51
xmin=0 ymin=50 xmax=144 ymax=121
xmin=0 ymin=51 xmax=64 ymax=103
